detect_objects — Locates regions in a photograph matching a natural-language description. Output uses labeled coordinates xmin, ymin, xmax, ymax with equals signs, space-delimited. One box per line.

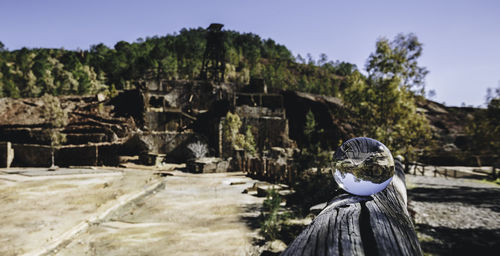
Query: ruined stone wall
xmin=241 ymin=116 xmax=292 ymax=151
xmin=236 ymin=154 xmax=298 ymax=185
xmin=1 ymin=95 xmax=135 ymax=147
xmin=235 ymin=105 xmax=284 ymax=118
xmin=144 ymin=80 xmax=221 ymax=112
xmin=11 ymin=143 xmax=121 ymax=167
xmin=124 ymin=132 xmax=206 ymax=163
xmin=282 ymin=90 xmax=353 ymax=149
xmin=56 ymin=145 xmax=98 ymax=167
xmin=144 ymin=112 xmax=171 ymax=131
xmin=11 ymin=144 xmax=52 ymax=167
xmin=0 ymin=128 xmax=46 ymax=145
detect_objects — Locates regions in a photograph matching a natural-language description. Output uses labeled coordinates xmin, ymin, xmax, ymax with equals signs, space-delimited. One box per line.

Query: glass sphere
xmin=332 ymin=137 xmax=395 ymax=196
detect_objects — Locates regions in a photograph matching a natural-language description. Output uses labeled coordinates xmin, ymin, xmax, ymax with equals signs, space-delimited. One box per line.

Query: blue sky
xmin=1 ymin=0 xmax=499 ymax=107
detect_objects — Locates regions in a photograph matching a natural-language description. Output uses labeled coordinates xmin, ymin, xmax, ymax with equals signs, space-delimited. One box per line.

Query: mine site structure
xmin=200 ymin=23 xmax=226 ymax=83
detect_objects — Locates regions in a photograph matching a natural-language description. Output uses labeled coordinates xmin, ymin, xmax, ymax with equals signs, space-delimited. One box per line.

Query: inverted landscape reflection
xmin=334 ymin=170 xmax=393 ymax=196
xmin=332 ymin=137 xmax=395 ymax=196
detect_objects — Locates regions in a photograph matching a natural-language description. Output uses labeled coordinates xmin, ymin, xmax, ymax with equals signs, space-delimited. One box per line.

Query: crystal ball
xmin=332 ymin=137 xmax=395 ymax=196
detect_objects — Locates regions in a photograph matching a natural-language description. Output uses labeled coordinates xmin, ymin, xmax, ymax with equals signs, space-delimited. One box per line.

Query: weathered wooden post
xmin=282 ymin=138 xmax=422 ymax=256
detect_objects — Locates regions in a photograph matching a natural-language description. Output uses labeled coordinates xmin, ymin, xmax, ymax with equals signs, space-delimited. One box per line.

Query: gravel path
xmin=406 ymin=174 xmax=500 ymax=255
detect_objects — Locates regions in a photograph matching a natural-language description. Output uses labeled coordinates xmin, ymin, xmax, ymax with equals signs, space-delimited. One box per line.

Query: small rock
xmin=48 ymin=166 xmax=59 ymax=171
xmin=262 ymin=239 xmax=287 ymax=254
xmin=230 ymin=181 xmax=246 ymax=185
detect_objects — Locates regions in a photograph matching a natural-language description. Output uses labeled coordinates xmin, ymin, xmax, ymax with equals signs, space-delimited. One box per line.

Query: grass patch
xmin=406 ymin=181 xmax=417 ymax=190
xmin=473 ymin=178 xmax=500 ymax=186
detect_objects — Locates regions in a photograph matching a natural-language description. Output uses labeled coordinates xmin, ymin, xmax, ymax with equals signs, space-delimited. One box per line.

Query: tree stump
xmin=282 ymin=160 xmax=422 ymax=256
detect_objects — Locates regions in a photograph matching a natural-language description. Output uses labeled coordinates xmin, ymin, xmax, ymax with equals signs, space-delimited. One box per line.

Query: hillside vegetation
xmin=0 ymin=28 xmax=353 ymax=98
xmin=2 ymin=26 xmax=498 ymax=164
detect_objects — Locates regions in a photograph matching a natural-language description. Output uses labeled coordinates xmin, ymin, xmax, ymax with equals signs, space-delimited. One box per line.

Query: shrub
xmin=187 ymin=141 xmax=208 ymax=159
xmin=260 ymin=188 xmax=282 ymax=240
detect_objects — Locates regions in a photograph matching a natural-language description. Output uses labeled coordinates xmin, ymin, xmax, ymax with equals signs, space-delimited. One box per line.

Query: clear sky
xmin=1 ymin=0 xmax=499 ymax=107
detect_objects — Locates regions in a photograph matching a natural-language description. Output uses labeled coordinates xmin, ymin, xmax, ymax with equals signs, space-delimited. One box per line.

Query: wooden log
xmin=281 ymin=160 xmax=422 ymax=256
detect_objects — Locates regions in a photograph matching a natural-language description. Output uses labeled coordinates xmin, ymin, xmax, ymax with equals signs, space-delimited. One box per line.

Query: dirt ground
xmin=407 ymin=173 xmax=500 ymax=255
xmin=0 ymin=167 xmax=161 ymax=256
xmin=53 ymin=171 xmax=264 ymax=256
xmin=7 ymin=164 xmax=495 ymax=256
xmin=0 ymin=167 xmax=265 ymax=256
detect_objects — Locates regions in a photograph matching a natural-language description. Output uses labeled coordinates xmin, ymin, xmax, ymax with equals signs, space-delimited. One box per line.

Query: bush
xmin=260 ymin=188 xmax=282 ymax=240
xmin=187 ymin=141 xmax=208 ymax=159
xmin=221 ymin=112 xmax=257 ymax=156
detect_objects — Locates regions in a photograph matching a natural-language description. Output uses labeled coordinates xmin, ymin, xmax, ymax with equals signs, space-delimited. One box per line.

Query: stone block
xmin=56 ymin=145 xmax=98 ymax=167
xmin=187 ymin=157 xmax=226 ymax=173
xmin=11 ymin=144 xmax=52 ymax=167
xmin=216 ymin=160 xmax=229 ymax=173
xmin=139 ymin=153 xmax=166 ymax=166
xmin=97 ymin=144 xmax=121 ymax=166
xmin=201 ymin=162 xmax=217 ymax=173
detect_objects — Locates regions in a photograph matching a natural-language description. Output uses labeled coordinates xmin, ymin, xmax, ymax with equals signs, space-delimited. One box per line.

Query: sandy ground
xmin=52 ymin=171 xmax=264 ymax=256
xmin=0 ymin=167 xmax=161 ymax=256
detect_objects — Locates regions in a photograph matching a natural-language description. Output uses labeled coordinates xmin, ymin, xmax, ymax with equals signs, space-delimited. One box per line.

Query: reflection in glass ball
xmin=332 ymin=137 xmax=395 ymax=196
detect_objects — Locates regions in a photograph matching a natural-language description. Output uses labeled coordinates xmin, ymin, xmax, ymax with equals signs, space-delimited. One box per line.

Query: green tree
xmin=222 ymin=112 xmax=242 ymax=150
xmin=344 ymin=34 xmax=431 ymax=163
xmin=366 ymin=33 xmax=429 ymax=95
xmin=467 ymin=86 xmax=500 ymax=162
xmin=0 ymin=27 xmax=357 ymax=98
xmin=292 ymin=110 xmax=336 ymax=213
xmin=40 ymin=94 xmax=68 ymax=168
xmin=243 ymin=125 xmax=257 ymax=155
xmin=222 ymin=112 xmax=256 ymax=156
xmin=297 ymin=110 xmax=331 ymax=171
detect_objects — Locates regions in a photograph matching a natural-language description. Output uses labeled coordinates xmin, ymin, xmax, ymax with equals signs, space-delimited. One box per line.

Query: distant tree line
xmin=0 ymin=27 xmax=355 ymax=98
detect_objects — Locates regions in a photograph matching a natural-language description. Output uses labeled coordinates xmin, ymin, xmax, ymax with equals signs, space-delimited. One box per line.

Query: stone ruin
xmin=0 ymin=76 xmax=356 ymax=177
xmin=131 ymin=78 xmax=300 ymax=173
xmin=0 ymin=95 xmax=134 ymax=167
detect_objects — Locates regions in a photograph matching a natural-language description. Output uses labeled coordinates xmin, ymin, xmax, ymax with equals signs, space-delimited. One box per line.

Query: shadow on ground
xmin=409 ymin=185 xmax=500 ymax=212
xmin=416 ymin=224 xmax=500 ymax=256
xmin=240 ymin=203 xmax=263 ymax=231
xmin=409 ymin=184 xmax=500 ymax=255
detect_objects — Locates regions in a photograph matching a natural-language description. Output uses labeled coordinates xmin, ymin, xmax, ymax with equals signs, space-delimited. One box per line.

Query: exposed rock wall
xmin=11 ymin=144 xmax=52 ymax=167
xmin=0 ymin=95 xmax=135 ymax=146
xmin=11 ymin=143 xmax=121 ymax=167
xmin=282 ymin=90 xmax=355 ymax=149
xmin=0 ymin=78 xmax=480 ymax=167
